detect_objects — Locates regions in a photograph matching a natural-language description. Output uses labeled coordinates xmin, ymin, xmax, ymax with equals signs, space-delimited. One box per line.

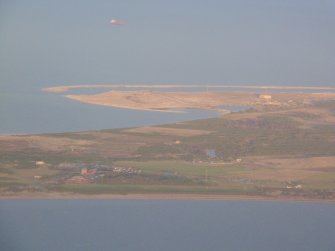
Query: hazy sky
xmin=1 ymin=0 xmax=335 ymax=91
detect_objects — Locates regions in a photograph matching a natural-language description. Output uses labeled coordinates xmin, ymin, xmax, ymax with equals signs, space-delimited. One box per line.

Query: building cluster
xmin=64 ymin=168 xmax=102 ymax=184
xmin=61 ymin=163 xmax=142 ymax=184
xmin=286 ymin=183 xmax=302 ymax=189
xmin=112 ymin=166 xmax=142 ymax=175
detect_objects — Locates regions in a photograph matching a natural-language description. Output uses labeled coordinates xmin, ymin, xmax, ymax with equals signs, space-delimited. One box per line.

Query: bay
xmin=0 ymin=90 xmax=219 ymax=134
xmin=0 ymin=200 xmax=334 ymax=251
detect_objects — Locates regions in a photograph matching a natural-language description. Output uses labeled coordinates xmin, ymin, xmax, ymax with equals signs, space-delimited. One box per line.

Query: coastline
xmin=64 ymin=94 xmax=191 ymax=113
xmin=62 ymin=90 xmax=335 ymax=114
xmin=1 ymin=192 xmax=334 ymax=203
xmin=2 ymin=85 xmax=335 ymax=202
xmin=43 ymin=84 xmax=335 ymax=93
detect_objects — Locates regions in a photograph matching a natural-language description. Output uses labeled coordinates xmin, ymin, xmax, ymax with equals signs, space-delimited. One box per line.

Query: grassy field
xmin=56 ymin=184 xmax=258 ymax=196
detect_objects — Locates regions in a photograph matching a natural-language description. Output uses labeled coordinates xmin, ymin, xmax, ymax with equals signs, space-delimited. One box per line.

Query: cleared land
xmin=1 ymin=88 xmax=335 ymax=201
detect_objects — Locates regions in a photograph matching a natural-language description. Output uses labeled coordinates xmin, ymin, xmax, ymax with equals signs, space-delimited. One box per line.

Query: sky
xmin=1 ymin=0 xmax=335 ymax=92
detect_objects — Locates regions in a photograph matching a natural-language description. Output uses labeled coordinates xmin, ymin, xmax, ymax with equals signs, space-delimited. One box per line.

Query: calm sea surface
xmin=0 ymin=89 xmax=219 ymax=134
xmin=0 ymin=200 xmax=334 ymax=251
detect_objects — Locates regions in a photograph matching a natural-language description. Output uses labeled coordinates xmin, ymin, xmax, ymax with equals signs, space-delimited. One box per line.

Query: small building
xmin=58 ymin=162 xmax=84 ymax=169
xmin=81 ymin=168 xmax=88 ymax=175
xmin=35 ymin=161 xmax=46 ymax=166
xmin=206 ymin=149 xmax=216 ymax=159
xmin=259 ymin=94 xmax=272 ymax=101
xmin=81 ymin=168 xmax=97 ymax=176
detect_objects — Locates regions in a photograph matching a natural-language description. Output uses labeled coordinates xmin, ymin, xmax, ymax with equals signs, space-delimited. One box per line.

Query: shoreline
xmin=64 ymin=94 xmax=191 ymax=113
xmin=43 ymin=84 xmax=335 ymax=93
xmin=62 ymin=89 xmax=335 ymax=116
xmin=2 ymin=86 xmax=335 ymax=201
xmin=1 ymin=192 xmax=334 ymax=203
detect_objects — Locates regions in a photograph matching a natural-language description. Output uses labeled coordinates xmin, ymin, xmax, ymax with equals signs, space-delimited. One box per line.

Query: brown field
xmin=124 ymin=127 xmax=211 ymax=136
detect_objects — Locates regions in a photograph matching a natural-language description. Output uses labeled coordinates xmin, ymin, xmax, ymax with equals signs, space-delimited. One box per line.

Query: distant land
xmin=43 ymin=84 xmax=335 ymax=93
xmin=45 ymin=84 xmax=335 ymax=112
xmin=1 ymin=85 xmax=335 ymax=201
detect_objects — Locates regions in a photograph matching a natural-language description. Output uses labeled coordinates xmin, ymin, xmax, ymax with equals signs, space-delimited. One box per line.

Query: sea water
xmin=0 ymin=89 xmax=219 ymax=134
xmin=0 ymin=200 xmax=334 ymax=251
xmin=0 ymin=87 xmax=243 ymax=134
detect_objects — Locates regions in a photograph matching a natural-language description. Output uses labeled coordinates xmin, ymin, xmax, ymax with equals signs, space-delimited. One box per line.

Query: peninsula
xmin=45 ymin=84 xmax=335 ymax=112
xmin=1 ymin=85 xmax=335 ymax=201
